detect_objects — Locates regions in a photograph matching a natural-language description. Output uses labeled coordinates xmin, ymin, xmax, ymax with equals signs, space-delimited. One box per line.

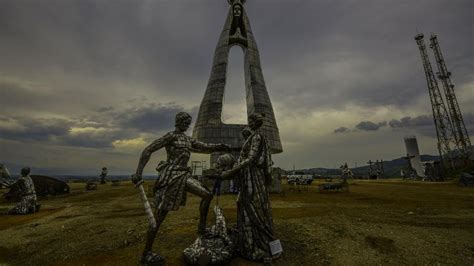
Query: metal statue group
xmin=132 ymin=112 xmax=280 ymax=265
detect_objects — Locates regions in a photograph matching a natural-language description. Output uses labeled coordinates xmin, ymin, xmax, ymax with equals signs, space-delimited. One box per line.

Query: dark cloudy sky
xmin=1 ymin=0 xmax=473 ymax=175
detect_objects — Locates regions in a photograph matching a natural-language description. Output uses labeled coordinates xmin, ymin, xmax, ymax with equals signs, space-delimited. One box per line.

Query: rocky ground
xmin=0 ymin=179 xmax=473 ymax=265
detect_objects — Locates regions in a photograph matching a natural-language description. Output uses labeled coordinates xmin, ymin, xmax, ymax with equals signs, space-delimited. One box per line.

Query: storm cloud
xmin=0 ymin=116 xmax=126 ymax=148
xmin=333 ymin=121 xmax=387 ymax=133
xmin=0 ymin=102 xmax=196 ymax=149
xmin=356 ymin=121 xmax=387 ymax=131
xmin=0 ymin=0 xmax=473 ymax=172
xmin=389 ymin=113 xmax=474 ymax=136
xmin=333 ymin=112 xmax=474 ymax=139
xmin=0 ymin=116 xmax=73 ymax=141
xmin=113 ymin=104 xmax=197 ymax=133
xmin=333 ymin=127 xmax=351 ymax=134
xmin=389 ymin=115 xmax=433 ymax=128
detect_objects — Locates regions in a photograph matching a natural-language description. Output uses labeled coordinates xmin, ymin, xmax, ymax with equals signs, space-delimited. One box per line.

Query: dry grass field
xmin=1 ymin=179 xmax=473 ymax=265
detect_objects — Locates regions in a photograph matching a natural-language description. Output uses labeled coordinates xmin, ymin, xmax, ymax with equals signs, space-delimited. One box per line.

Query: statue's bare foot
xmin=140 ymin=252 xmax=165 ymax=266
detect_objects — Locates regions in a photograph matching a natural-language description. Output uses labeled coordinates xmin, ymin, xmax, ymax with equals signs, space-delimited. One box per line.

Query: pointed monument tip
xmin=228 ymin=0 xmax=246 ymax=5
xmin=414 ymin=33 xmax=424 ymax=41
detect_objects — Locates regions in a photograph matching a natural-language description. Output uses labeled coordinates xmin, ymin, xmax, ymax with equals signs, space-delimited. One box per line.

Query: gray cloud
xmin=0 ymin=0 xmax=473 ymax=171
xmin=82 ymin=102 xmax=198 ymax=135
xmin=333 ymin=121 xmax=387 ymax=133
xmin=333 ymin=127 xmax=351 ymax=134
xmin=0 ymin=80 xmax=59 ymax=113
xmin=389 ymin=115 xmax=433 ymax=128
xmin=0 ymin=116 xmax=73 ymax=141
xmin=335 ymin=113 xmax=474 ymax=138
xmin=59 ymin=129 xmax=133 ymax=148
xmin=112 ymin=103 xmax=197 ymax=133
xmin=0 ymin=101 xmax=198 ymax=149
xmin=388 ymin=115 xmax=436 ymax=137
xmin=356 ymin=121 xmax=387 ymax=131
xmin=464 ymin=113 xmax=474 ymax=135
xmin=0 ymin=77 xmax=122 ymax=118
xmin=1 ymin=0 xmax=472 ymax=113
xmin=97 ymin=106 xmax=114 ymax=113
xmin=265 ymin=0 xmax=473 ymax=114
xmin=390 ymin=113 xmax=474 ymax=137
xmin=0 ymin=116 xmax=124 ymax=148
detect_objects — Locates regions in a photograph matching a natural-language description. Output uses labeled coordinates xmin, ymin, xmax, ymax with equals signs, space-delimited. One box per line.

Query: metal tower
xmin=429 ymin=34 xmax=471 ymax=163
xmin=414 ymin=33 xmax=456 ymax=167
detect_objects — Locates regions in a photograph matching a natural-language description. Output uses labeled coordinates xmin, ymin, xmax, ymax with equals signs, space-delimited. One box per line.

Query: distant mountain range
xmin=292 ymin=154 xmax=441 ymax=178
xmin=1 ymin=162 xmax=144 ymax=179
xmin=5 ymin=147 xmax=473 ymax=179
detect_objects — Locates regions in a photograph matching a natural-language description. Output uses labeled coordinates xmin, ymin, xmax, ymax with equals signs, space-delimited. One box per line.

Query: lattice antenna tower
xmin=414 ymin=33 xmax=456 ymax=167
xmin=429 ymin=34 xmax=471 ymax=162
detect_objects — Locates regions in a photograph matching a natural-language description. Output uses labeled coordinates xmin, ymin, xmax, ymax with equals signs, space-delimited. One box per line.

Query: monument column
xmin=193 ymin=0 xmax=282 ymax=167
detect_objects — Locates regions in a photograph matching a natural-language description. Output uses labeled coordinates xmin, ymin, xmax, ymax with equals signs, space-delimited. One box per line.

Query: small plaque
xmin=269 ymin=239 xmax=283 ymax=255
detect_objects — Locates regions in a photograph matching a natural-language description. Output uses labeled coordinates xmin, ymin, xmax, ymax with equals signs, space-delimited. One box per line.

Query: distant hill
xmin=0 ymin=162 xmax=155 ymax=181
xmin=0 ymin=162 xmax=156 ymax=181
xmin=4 ymin=145 xmax=471 ymax=178
xmin=2 ymin=162 xmax=106 ymax=177
xmin=293 ymin=154 xmax=441 ymax=178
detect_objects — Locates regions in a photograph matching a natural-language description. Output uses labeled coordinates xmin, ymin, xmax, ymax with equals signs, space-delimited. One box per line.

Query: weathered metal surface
xmin=224 ymin=113 xmax=277 ymax=262
xmin=131 ymin=112 xmax=230 ymax=264
xmin=183 ymin=205 xmax=234 ymax=265
xmin=193 ymin=0 xmax=282 ymax=165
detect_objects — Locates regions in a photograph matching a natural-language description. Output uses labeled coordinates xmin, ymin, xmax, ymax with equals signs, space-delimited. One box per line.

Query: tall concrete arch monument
xmin=193 ymin=0 xmax=282 ymax=165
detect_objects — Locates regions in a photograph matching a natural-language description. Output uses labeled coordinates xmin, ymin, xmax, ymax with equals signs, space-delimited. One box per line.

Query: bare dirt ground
xmin=1 ymin=180 xmax=473 ymax=265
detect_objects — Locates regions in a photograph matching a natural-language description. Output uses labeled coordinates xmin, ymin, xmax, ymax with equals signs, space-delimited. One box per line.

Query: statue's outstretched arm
xmin=190 ymin=139 xmax=230 ymax=154
xmin=134 ymin=133 xmax=173 ymax=177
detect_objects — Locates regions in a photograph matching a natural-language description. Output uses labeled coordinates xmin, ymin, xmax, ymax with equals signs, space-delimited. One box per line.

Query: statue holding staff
xmin=131 ymin=112 xmax=230 ymax=265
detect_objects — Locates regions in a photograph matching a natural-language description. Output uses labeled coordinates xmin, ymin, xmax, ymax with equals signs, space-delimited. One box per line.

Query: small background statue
xmin=100 ymin=167 xmax=108 ymax=184
xmin=8 ymin=167 xmax=40 ymax=215
xmin=340 ymin=162 xmax=353 ymax=180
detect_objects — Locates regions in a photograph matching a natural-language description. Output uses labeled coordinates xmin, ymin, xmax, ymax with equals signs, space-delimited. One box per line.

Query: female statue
xmin=222 ymin=113 xmax=275 ymax=261
xmin=8 ymin=167 xmax=40 ymax=215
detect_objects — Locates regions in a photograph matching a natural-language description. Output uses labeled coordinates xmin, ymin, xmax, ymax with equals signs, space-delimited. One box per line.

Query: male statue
xmin=131 ymin=112 xmax=230 ymax=265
